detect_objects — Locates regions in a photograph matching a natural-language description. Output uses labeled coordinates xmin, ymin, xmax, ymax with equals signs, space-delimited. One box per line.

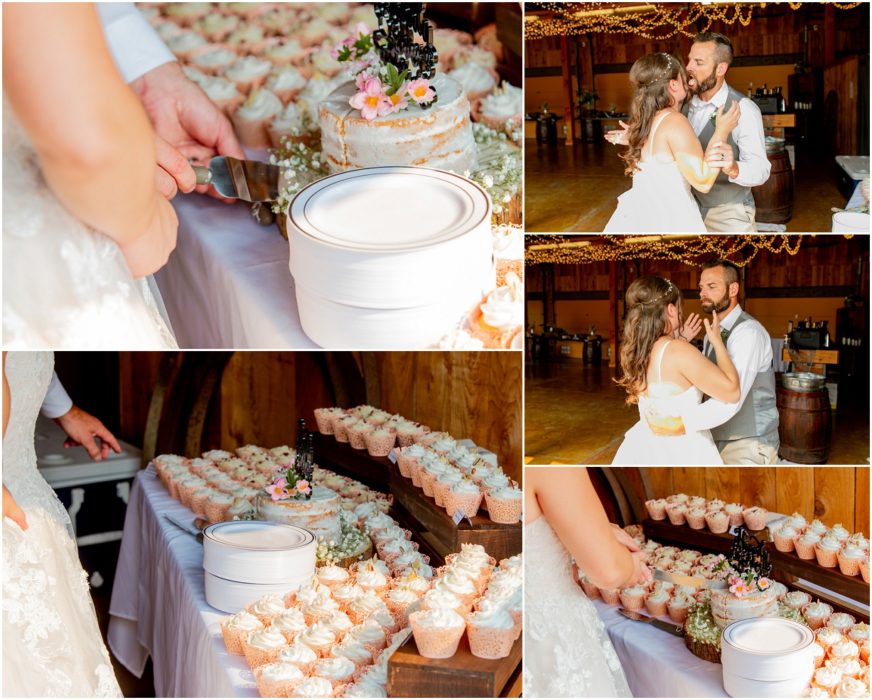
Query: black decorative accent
xmin=727 ymin=526 xmax=772 ymax=578
xmin=294 ymin=418 xmax=315 ymax=498
xmin=373 ymin=3 xmax=438 ymax=105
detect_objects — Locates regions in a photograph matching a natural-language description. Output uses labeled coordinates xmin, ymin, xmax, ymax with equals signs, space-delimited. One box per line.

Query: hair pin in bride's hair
xmin=642 ymin=54 xmax=675 ymax=87
xmin=637 ymin=279 xmax=675 ymax=306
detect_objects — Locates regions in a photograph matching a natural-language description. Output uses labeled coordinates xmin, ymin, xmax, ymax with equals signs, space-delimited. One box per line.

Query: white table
xmin=155 ymin=191 xmax=318 ymax=349
xmin=107 ymin=467 xmax=257 ymax=697
xmin=593 ymin=599 xmax=727 ymax=698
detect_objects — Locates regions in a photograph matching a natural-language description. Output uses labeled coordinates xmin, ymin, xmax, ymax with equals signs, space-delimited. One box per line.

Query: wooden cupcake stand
xmin=313 ymin=435 xmax=523 ymax=697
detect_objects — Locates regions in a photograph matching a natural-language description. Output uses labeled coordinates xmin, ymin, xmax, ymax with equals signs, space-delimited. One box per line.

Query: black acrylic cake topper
xmin=373 ymin=3 xmax=438 ymax=105
xmin=727 ymin=525 xmax=772 ymax=578
xmin=294 ymin=418 xmax=314 ymax=499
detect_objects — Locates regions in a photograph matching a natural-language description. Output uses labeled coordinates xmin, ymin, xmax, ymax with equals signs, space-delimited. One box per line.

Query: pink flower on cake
xmin=407 ymin=78 xmax=435 ymax=104
xmin=757 ymin=577 xmax=771 ymax=591
xmin=353 ymin=22 xmax=371 ymax=37
xmin=350 ymin=76 xmax=390 ymax=121
xmin=296 ymin=479 xmax=312 ymax=495
xmin=385 ymin=83 xmax=409 ymax=113
xmin=274 ymin=476 xmax=288 ymax=489
xmin=730 ymin=581 xmax=752 ymax=597
xmin=268 ymin=484 xmax=290 ymax=501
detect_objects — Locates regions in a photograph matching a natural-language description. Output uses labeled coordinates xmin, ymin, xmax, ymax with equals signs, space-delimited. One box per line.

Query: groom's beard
xmin=700 ymin=294 xmax=730 ymax=314
xmin=688 ymin=68 xmax=717 ymax=96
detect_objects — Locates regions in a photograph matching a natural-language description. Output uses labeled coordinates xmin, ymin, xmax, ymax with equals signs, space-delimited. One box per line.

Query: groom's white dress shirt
xmin=40 ymin=373 xmax=74 ymax=419
xmin=98 ymin=3 xmax=176 ymax=83
xmin=683 ymin=304 xmax=773 ymax=433
xmin=687 ymin=82 xmax=770 ymax=188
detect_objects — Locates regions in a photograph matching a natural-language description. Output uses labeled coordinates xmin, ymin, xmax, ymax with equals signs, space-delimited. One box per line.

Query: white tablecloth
xmin=108 ymin=467 xmax=257 ymax=697
xmin=594 ymin=599 xmax=727 ymax=698
xmin=155 ymin=192 xmax=318 ymax=349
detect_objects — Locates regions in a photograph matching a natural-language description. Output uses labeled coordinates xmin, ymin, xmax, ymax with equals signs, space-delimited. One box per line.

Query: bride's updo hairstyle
xmin=620 ymin=52 xmax=687 ymax=176
xmin=616 ymin=275 xmax=682 ymax=403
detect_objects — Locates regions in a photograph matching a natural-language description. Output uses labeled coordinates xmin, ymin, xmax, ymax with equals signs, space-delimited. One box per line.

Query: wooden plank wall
xmin=640 ymin=467 xmax=869 ymax=534
xmin=118 ymin=352 xmax=522 ymax=484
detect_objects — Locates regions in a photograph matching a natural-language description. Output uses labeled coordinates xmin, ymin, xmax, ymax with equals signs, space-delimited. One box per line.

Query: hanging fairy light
xmin=525 ymin=2 xmax=863 ymax=41
xmin=524 ymin=234 xmax=807 ymax=266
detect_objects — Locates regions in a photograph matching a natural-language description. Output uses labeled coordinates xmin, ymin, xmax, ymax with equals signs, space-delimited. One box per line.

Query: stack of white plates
xmin=287 ymin=166 xmax=494 ymax=348
xmin=721 ymin=617 xmax=815 ymax=697
xmin=202 ymin=521 xmax=316 ymax=613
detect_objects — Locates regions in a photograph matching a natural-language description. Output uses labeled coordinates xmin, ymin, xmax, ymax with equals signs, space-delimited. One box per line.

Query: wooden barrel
xmin=753 ymin=149 xmax=794 ymax=224
xmin=776 ymin=385 xmax=832 ymax=464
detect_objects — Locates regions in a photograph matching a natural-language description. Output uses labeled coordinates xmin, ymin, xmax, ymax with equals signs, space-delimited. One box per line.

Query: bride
xmin=3 ymin=352 xmax=122 ymax=696
xmin=604 ymin=52 xmax=739 ymax=233
xmin=612 ymin=276 xmax=740 ymax=465
xmin=525 ymin=467 xmax=651 ymax=697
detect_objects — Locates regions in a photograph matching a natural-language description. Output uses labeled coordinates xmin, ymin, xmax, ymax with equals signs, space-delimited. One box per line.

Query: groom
xmin=683 ymin=32 xmax=771 ymax=232
xmin=679 ymin=259 xmax=780 ymax=464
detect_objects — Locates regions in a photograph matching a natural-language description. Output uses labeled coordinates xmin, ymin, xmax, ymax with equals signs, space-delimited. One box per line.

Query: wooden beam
xmin=560 ymin=35 xmax=575 ymax=144
xmin=543 ymin=265 xmax=556 ymax=327
xmin=609 ymin=260 xmax=618 ymax=368
xmin=824 ymin=4 xmax=836 ymax=68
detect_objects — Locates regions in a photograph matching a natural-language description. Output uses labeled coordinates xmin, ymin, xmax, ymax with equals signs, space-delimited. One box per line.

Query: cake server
xmin=653 ymin=567 xmax=722 ymax=589
xmin=618 ymin=607 xmax=684 ymax=637
xmin=192 ymin=156 xmax=281 ymax=202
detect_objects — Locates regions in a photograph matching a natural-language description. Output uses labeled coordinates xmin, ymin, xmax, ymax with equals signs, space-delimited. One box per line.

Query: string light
xmin=525 ymin=2 xmax=862 ymax=41
xmin=524 ymin=234 xmax=808 ymax=266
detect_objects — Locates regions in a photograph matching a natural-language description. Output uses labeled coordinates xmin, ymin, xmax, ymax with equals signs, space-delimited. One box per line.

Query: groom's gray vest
xmin=682 ymin=83 xmax=750 ymax=209
xmin=704 ymin=311 xmax=778 ymax=441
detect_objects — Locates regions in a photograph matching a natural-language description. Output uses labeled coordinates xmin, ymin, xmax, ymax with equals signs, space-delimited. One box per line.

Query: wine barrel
xmin=776 ymin=385 xmax=832 ymax=464
xmin=753 ymin=148 xmax=794 ymax=224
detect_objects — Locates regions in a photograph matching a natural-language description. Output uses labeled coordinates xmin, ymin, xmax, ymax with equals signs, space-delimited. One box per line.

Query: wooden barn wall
xmin=640 ymin=467 xmax=869 ymax=535
xmin=117 ymin=352 xmax=522 ymax=483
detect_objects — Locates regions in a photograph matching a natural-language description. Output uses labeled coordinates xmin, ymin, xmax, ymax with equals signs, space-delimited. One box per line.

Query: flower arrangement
xmin=268 ymin=139 xmax=328 ymax=216
xmin=333 ymin=5 xmax=438 ymax=122
xmin=709 ymin=526 xmax=774 ymax=597
xmin=316 ymin=510 xmax=369 ymax=564
xmin=266 ymin=466 xmax=311 ymax=501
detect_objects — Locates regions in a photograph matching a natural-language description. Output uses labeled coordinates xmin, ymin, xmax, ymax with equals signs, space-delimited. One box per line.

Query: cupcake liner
xmin=254 ymin=666 xmax=300 ymax=698
xmin=773 ymin=532 xmax=796 ymax=553
xmin=395 ymin=452 xmax=416 ymax=479
xmin=467 ymin=623 xmax=514 ymax=659
xmin=232 ymin=113 xmax=274 ymax=149
xmin=726 ymin=511 xmax=744 ymax=528
xmin=409 ymin=461 xmax=424 ymax=488
xmin=579 ymin=579 xmax=600 ymax=599
xmin=230 ymin=74 xmax=268 ymax=96
xmin=243 ymin=640 xmax=286 ymax=669
xmin=619 ymin=590 xmax=644 ymax=611
xmin=484 ymin=493 xmax=522 ymax=524
xmin=420 ymin=470 xmax=438 ymax=498
xmin=837 ymin=552 xmax=862 ymax=577
xmin=861 ymin=560 xmax=869 ymax=584
xmin=408 ymin=613 xmax=465 ymax=659
xmin=599 ymin=588 xmax=620 ymax=605
xmin=204 ymin=499 xmax=232 ymax=524
xmin=347 ymin=426 xmax=373 ymax=450
xmin=803 ymin=606 xmax=832 ymax=631
xmin=667 ymin=602 xmax=690 ymax=624
xmin=445 ymin=490 xmax=483 ymax=519
xmin=432 ymin=480 xmax=451 ymax=508
xmin=794 ymin=538 xmax=818 ymax=560
xmin=645 ymin=499 xmax=667 ymax=520
xmin=333 ymin=420 xmax=351 ymax=443
xmin=814 ymin=544 xmax=839 ymax=568
xmin=645 ymin=597 xmax=669 ymax=617
xmin=666 ymin=506 xmax=687 ymax=526
xmin=686 ymin=512 xmax=705 ymax=530
xmin=743 ymin=509 xmax=768 ymax=530
xmin=364 ymin=430 xmax=396 ymax=457
xmin=221 ymin=620 xmax=248 ymax=655
xmin=704 ymin=513 xmax=730 ymax=534
xmin=313 ymin=409 xmax=336 ymax=435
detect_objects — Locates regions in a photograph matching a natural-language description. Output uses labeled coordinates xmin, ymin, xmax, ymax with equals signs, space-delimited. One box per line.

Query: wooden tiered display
xmin=313 ymin=434 xmax=523 ymax=697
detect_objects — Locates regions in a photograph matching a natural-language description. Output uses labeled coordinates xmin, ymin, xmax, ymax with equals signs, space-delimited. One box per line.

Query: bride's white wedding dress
xmin=613 ymin=340 xmax=723 ymax=465
xmin=524 ymin=517 xmax=631 ymax=697
xmin=604 ymin=112 xmax=706 ymax=233
xmin=2 ymin=100 xmax=177 ymax=349
xmin=2 ymin=352 xmax=122 ymax=697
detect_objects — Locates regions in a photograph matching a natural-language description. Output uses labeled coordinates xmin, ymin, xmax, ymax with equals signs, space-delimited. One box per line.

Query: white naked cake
xmin=319 ymin=73 xmax=478 ymax=174
xmin=709 ymin=586 xmax=778 ymax=629
xmin=257 ymin=485 xmax=342 ymax=543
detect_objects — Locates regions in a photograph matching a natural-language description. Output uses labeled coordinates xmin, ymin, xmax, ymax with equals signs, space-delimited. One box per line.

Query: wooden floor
xmin=525 ymin=358 xmax=870 ymax=466
xmin=525 ymin=138 xmax=848 ymax=233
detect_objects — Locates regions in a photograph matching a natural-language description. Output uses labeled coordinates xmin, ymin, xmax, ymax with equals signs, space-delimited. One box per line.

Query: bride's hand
xmin=119 ymin=197 xmax=179 ymax=279
xmin=604 ymin=120 xmax=630 ymax=146
xmin=714 ymin=101 xmax=741 ymax=135
xmin=3 ymin=484 xmax=27 ymax=530
xmin=610 ymin=523 xmax=640 ymax=552
xmin=679 ymin=312 xmax=703 ymax=341
xmin=629 ymin=551 xmax=653 ymax=586
xmin=703 ymin=309 xmax=724 ymax=347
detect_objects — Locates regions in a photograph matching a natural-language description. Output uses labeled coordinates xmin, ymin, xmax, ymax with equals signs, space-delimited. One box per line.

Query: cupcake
xmin=348 ymin=620 xmax=388 ymax=657
xmin=164 ymin=2 xmax=211 ymax=25
xmin=829 ymin=638 xmax=860 ymax=660
xmin=810 ymin=641 xmax=826 ymax=668
xmin=806 ymin=519 xmax=828 ymax=536
xmin=599 ymin=587 xmax=621 ymax=606
xmin=829 ymin=613 xmax=857 ymax=636
xmin=262 ymin=37 xmax=307 ymax=66
xmin=645 ymin=588 xmax=670 ymax=617
xmin=221 ymin=611 xmax=264 ymax=654
xmin=645 ymin=498 xmax=668 ymax=520
xmin=190 ymin=45 xmax=238 ymax=76
xmin=666 ymin=502 xmax=687 ymax=526
xmin=724 ymin=503 xmax=744 ymax=527
xmin=233 ymin=88 xmax=283 ymax=148
xmin=704 ymin=510 xmax=730 ymax=534
xmin=313 ymin=656 xmax=356 ymax=692
xmin=829 ymin=524 xmax=851 ymax=542
xmin=445 ymin=479 xmax=483 ymax=519
xmin=795 ymin=531 xmax=821 ymax=560
xmin=686 ymin=507 xmax=707 ymax=530
xmin=355 ymin=563 xmax=389 ymax=597
xmin=291 ymin=677 xmax=335 ymax=698
xmin=347 ymin=420 xmax=374 ymax=450
xmin=448 ymin=61 xmax=498 ymax=103
xmin=243 ymin=627 xmax=289 ymax=668
xmin=332 ymin=637 xmax=373 ymax=670
xmin=192 ymin=12 xmax=240 ymax=42
xmin=484 ymin=485 xmax=522 ymax=524
xmin=578 ymin=573 xmax=600 ymax=599
xmin=422 ymin=588 xmax=466 ymax=617
xmin=774 ymin=524 xmax=799 ymax=553
xmin=804 ymin=601 xmax=834 ymax=630
xmin=384 ymin=587 xmax=420 ymax=626
xmin=408 ymin=608 xmax=466 ymax=659
xmin=743 ymin=506 xmax=768 ymax=531
xmin=278 ymin=641 xmax=319 ymax=675
xmin=224 ymin=55 xmax=272 ymax=94
xmin=812 ymin=665 xmax=842 ymax=694
xmin=204 ymin=490 xmax=235 ymax=523
xmin=265 ymin=66 xmax=308 ymax=105
xmin=838 ymin=543 xmax=866 ymax=577
xmin=786 ymin=512 xmax=808 ymax=530
xmin=814 ymin=533 xmax=842 ymax=568
xmin=254 ymin=661 xmax=304 ymax=698
xmin=466 ymin=605 xmax=515 ymax=659
xmin=834 ymin=677 xmax=867 ymax=698
xmin=848 ymin=622 xmax=869 ymax=643
xmin=861 ymin=557 xmax=869 ymax=584
xmin=667 ymin=594 xmax=692 ymax=624
xmin=248 ymin=594 xmax=287 ymax=626
xmin=298 ymin=622 xmax=337 ymax=658
xmin=317 ymin=564 xmax=351 ymax=589
xmin=476 ymin=81 xmax=522 ymax=136
xmin=783 ymin=590 xmax=813 ymax=611
xmin=165 ymin=30 xmax=208 ymax=62
xmin=225 ymin=24 xmax=266 ymax=55
xmin=619 ymin=585 xmax=646 ymax=611
xmin=303 ymin=593 xmax=341 ymax=626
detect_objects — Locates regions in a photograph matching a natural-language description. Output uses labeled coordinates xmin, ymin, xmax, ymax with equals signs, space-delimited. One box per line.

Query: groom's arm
xmin=682 ymin=324 xmax=771 ymax=432
xmin=97 ymin=3 xmax=175 ymax=83
xmin=722 ymin=98 xmax=771 ymax=187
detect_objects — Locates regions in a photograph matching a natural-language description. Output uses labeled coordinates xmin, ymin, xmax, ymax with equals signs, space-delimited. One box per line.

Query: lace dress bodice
xmin=3 ymin=352 xmax=72 ymax=534
xmin=2 ymin=99 xmax=176 ymax=349
xmin=3 ymin=352 xmax=122 ymax=697
xmin=524 ymin=517 xmax=631 ymax=697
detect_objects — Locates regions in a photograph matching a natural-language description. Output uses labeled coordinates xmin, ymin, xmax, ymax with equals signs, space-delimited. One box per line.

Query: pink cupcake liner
xmin=645 ymin=597 xmax=669 ymax=617
xmin=243 ymin=640 xmax=286 ymax=669
xmin=667 ymin=601 xmax=690 ymax=624
xmin=347 ymin=426 xmax=373 ymax=450
xmin=332 ymin=420 xmax=351 ymax=443
xmin=580 ymin=578 xmax=600 ymax=598
xmin=814 ymin=545 xmax=839 ymax=568
xmin=432 ymin=480 xmax=451 ymax=508
xmin=743 ymin=509 xmax=768 ymax=531
xmin=221 ymin=620 xmax=250 ymax=655
xmin=837 ymin=553 xmax=862 ymax=577
xmin=484 ymin=493 xmax=522 ymax=524
xmin=860 ymin=560 xmax=869 ymax=583
xmin=445 ymin=490 xmax=483 ymax=519
xmin=408 ymin=613 xmax=465 ymax=659
xmin=467 ymin=623 xmax=515 ymax=659
xmin=666 ymin=505 xmax=687 ymax=526
xmin=774 ymin=532 xmax=795 ymax=553
xmin=645 ymin=499 xmax=667 ymax=520
xmin=409 ymin=461 xmax=424 ymax=487
xmin=313 ymin=409 xmax=336 ymax=435
xmin=794 ymin=538 xmax=818 ymax=560
xmin=599 ymin=588 xmax=620 ymax=605
xmin=704 ymin=513 xmax=730 ymax=534
xmin=364 ymin=430 xmax=396 ymax=457
xmin=619 ymin=590 xmax=644 ymax=611
xmin=395 ymin=453 xmax=416 ymax=478
xmin=420 ymin=470 xmax=438 ymax=498
xmin=686 ymin=512 xmax=706 ymax=530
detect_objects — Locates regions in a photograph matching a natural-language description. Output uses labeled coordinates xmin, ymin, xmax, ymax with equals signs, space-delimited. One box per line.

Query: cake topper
xmin=265 ymin=418 xmax=314 ymax=501
xmin=711 ymin=526 xmax=774 ymax=597
xmin=333 ymin=3 xmax=439 ymax=121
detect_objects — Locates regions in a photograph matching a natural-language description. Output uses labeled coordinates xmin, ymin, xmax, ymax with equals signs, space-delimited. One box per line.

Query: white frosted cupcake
xmin=448 ymin=61 xmax=498 ymax=103
xmin=254 ymin=661 xmax=304 ymax=697
xmin=190 ymin=44 xmax=237 ymax=75
xmin=796 ymin=530 xmax=822 ymax=560
xmin=484 ymin=485 xmax=522 ymax=524
xmin=476 ymin=81 xmax=522 ymax=136
xmin=829 ymin=613 xmax=857 ymax=636
xmin=225 ymin=24 xmax=266 ymax=55
xmin=262 ymin=37 xmax=307 ymax=66
xmin=774 ymin=523 xmax=799 ymax=552
xmin=166 ymin=30 xmax=208 ymax=62
xmin=466 ymin=605 xmax=515 ymax=659
xmin=278 ymin=640 xmax=318 ymax=675
xmin=313 ymin=655 xmax=356 ymax=692
xmin=298 ymin=622 xmax=337 ymax=658
xmin=192 ymin=12 xmax=240 ymax=42
xmin=265 ymin=66 xmax=307 ymax=105
xmin=348 ymin=619 xmax=387 ymax=657
xmin=804 ymin=601 xmax=834 ymax=630
xmin=224 ymin=55 xmax=272 ymax=94
xmin=408 ymin=607 xmax=466 ymax=659
xmin=271 ymin=608 xmax=308 ymax=644
xmin=233 ymin=88 xmax=283 ymax=148
xmin=164 ymin=2 xmax=211 ymax=25
xmin=291 ymin=677 xmax=335 ymax=698
xmin=724 ymin=502 xmax=744 ymax=527
xmin=243 ymin=627 xmax=288 ymax=668
xmin=331 ymin=636 xmax=373 ymax=669
xmin=221 ymin=610 xmax=264 ymax=654
xmin=838 ymin=542 xmax=865 ymax=577
xmin=814 ymin=533 xmax=842 ymax=568
xmin=445 ymin=479 xmax=483 ymax=519
xmin=247 ymin=594 xmax=287 ymax=626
